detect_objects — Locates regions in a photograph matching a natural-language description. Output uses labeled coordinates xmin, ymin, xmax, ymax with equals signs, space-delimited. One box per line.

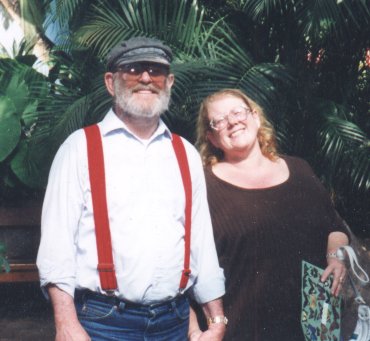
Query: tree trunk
xmin=0 ymin=0 xmax=51 ymax=65
xmin=0 ymin=0 xmax=21 ymax=26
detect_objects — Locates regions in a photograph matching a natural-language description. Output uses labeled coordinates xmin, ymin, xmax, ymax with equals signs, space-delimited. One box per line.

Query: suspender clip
xmin=182 ymin=269 xmax=191 ymax=277
xmin=98 ymin=263 xmax=115 ymax=273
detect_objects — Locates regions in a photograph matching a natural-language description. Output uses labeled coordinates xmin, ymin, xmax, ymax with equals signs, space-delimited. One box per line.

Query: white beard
xmin=113 ymin=78 xmax=171 ymax=118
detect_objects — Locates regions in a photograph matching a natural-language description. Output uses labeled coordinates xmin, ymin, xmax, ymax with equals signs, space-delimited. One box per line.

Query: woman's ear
xmin=252 ymin=110 xmax=261 ymax=129
xmin=206 ymin=130 xmax=220 ymax=148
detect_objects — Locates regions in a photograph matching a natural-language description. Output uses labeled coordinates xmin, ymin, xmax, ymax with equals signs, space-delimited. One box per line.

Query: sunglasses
xmin=115 ymin=62 xmax=170 ymax=81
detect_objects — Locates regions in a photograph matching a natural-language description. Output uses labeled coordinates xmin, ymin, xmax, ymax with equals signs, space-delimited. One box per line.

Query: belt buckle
xmin=105 ymin=290 xmax=116 ymax=297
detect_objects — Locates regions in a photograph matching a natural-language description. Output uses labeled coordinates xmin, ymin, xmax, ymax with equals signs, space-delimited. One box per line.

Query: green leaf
xmin=22 ymin=100 xmax=40 ymax=126
xmin=5 ymin=75 xmax=30 ymax=115
xmin=10 ymin=139 xmax=48 ymax=188
xmin=0 ymin=97 xmax=21 ymax=162
xmin=0 ymin=96 xmax=16 ymax=119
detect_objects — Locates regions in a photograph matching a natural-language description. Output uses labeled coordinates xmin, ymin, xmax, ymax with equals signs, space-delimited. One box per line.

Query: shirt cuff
xmin=39 ymin=279 xmax=75 ymax=300
xmin=191 ymin=274 xmax=226 ymax=304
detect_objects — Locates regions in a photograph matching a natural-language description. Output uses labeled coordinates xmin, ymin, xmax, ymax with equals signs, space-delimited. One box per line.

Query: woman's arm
xmin=321 ymin=231 xmax=349 ymax=296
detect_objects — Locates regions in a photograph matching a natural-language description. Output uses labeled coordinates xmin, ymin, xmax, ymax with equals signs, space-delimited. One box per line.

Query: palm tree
xmin=199 ymin=0 xmax=370 ymax=236
xmin=0 ymin=0 xmax=52 ymax=62
xmin=0 ymin=0 xmax=368 ymax=236
xmin=0 ymin=0 xmax=289 ymax=187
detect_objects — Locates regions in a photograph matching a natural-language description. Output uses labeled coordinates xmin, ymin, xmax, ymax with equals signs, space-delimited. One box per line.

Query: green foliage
xmin=0 ymin=241 xmax=10 ymax=273
xmin=204 ymin=0 xmax=370 ymax=236
xmin=0 ymin=98 xmax=19 ymax=161
xmin=0 ymin=58 xmax=49 ymax=191
xmin=0 ymin=0 xmax=369 ymax=236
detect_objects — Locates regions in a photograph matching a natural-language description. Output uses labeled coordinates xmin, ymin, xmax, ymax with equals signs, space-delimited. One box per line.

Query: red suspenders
xmin=84 ymin=124 xmax=192 ymax=292
xmin=171 ymin=134 xmax=192 ymax=290
xmin=84 ymin=125 xmax=117 ymax=290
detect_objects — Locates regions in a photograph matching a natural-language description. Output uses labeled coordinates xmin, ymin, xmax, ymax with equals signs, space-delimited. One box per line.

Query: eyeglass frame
xmin=112 ymin=62 xmax=170 ymax=82
xmin=209 ymin=105 xmax=254 ymax=131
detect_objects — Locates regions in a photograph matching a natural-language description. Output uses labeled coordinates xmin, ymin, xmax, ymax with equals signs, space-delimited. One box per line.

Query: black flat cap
xmin=106 ymin=36 xmax=173 ymax=72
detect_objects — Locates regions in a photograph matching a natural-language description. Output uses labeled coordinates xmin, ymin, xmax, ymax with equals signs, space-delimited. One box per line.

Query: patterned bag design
xmin=301 ymin=261 xmax=342 ymax=341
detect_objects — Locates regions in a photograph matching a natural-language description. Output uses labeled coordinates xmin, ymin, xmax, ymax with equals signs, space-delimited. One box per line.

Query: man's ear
xmin=104 ymin=72 xmax=115 ymax=96
xmin=167 ymin=73 xmax=175 ymax=89
xmin=206 ymin=130 xmax=220 ymax=148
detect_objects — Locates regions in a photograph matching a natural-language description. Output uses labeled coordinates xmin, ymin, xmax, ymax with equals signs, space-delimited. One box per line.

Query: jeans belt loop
xmin=118 ymin=301 xmax=126 ymax=312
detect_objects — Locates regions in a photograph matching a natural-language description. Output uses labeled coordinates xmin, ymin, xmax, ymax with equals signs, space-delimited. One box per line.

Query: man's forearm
xmin=200 ymin=298 xmax=226 ymax=340
xmin=47 ymin=285 xmax=90 ymax=341
xmin=48 ymin=285 xmax=79 ymax=325
xmin=201 ymin=298 xmax=224 ymax=318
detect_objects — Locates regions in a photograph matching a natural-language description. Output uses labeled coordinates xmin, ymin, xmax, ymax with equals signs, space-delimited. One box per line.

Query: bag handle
xmin=349 ymin=275 xmax=367 ymax=305
xmin=337 ymin=245 xmax=369 ymax=285
xmin=337 ymin=245 xmax=369 ymax=305
xmin=334 ymin=214 xmax=369 ymax=284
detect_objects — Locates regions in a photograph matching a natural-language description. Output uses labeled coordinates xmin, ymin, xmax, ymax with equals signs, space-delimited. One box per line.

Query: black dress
xmin=204 ymin=156 xmax=347 ymax=341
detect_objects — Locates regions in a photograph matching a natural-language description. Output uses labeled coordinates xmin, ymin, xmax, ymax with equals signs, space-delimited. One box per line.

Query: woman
xmin=190 ymin=89 xmax=349 ymax=340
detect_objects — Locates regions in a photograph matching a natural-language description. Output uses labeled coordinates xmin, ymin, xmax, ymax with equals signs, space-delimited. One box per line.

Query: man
xmin=37 ymin=36 xmax=226 ymax=341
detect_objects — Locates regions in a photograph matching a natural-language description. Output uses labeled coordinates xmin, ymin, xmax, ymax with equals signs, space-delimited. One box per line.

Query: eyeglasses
xmin=115 ymin=62 xmax=170 ymax=81
xmin=209 ymin=106 xmax=252 ymax=131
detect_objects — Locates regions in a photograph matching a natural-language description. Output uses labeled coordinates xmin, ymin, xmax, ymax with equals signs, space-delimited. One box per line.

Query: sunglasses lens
xmin=148 ymin=65 xmax=169 ymax=77
xmin=118 ymin=63 xmax=169 ymax=80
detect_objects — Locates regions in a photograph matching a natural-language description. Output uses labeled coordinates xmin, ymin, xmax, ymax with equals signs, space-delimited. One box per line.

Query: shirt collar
xmin=99 ymin=109 xmax=172 ymax=142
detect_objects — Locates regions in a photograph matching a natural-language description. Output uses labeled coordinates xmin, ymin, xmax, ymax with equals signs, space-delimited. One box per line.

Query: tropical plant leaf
xmin=0 ymin=98 xmax=21 ymax=161
xmin=5 ymin=75 xmax=29 ymax=115
xmin=10 ymin=139 xmax=47 ymax=188
xmin=74 ymin=0 xmax=211 ymax=60
xmin=313 ymin=100 xmax=370 ymax=193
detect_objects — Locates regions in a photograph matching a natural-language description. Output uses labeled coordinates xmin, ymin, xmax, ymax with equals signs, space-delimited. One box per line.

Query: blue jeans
xmin=75 ymin=290 xmax=189 ymax=341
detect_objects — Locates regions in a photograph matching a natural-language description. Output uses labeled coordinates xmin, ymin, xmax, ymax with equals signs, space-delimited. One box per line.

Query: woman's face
xmin=206 ymin=95 xmax=261 ymax=157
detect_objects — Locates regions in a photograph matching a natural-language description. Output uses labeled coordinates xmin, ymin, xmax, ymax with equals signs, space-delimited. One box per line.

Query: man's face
xmin=112 ymin=62 xmax=174 ymax=118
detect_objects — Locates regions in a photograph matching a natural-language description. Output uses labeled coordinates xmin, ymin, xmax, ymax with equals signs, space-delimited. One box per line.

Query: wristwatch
xmin=207 ymin=315 xmax=228 ymax=326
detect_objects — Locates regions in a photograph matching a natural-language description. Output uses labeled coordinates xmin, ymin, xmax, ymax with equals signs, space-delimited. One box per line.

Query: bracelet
xmin=326 ymin=249 xmax=345 ymax=261
xmin=326 ymin=251 xmax=338 ymax=259
xmin=207 ymin=315 xmax=228 ymax=326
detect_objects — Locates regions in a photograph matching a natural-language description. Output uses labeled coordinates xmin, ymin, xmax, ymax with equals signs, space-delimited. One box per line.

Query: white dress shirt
xmin=37 ymin=110 xmax=225 ymax=304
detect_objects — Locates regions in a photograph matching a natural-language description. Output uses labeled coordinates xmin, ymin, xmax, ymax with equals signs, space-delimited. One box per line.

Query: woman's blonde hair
xmin=196 ymin=88 xmax=278 ymax=166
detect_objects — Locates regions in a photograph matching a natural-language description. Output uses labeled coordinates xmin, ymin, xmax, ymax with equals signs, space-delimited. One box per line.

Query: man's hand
xmin=200 ymin=298 xmax=226 ymax=341
xmin=55 ymin=320 xmax=90 ymax=341
xmin=189 ymin=324 xmax=225 ymax=340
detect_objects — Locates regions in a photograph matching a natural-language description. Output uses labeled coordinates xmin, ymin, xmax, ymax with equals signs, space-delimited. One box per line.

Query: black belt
xmin=75 ymin=289 xmax=186 ymax=310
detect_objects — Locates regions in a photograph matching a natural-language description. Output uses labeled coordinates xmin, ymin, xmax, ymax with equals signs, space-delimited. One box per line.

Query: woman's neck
xmin=212 ymin=150 xmax=288 ymax=189
xmin=223 ymin=143 xmax=264 ymax=170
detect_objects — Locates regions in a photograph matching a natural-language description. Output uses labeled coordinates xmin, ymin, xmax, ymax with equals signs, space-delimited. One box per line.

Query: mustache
xmin=131 ymin=84 xmax=160 ymax=94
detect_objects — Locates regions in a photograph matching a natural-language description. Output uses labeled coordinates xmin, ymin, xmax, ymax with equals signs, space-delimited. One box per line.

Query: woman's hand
xmin=321 ymin=257 xmax=346 ymax=297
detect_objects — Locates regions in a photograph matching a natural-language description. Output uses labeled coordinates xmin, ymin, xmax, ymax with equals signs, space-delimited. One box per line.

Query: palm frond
xmin=50 ymin=0 xmax=87 ymax=29
xmin=242 ymin=0 xmax=287 ymax=20
xmin=315 ymin=101 xmax=370 ymax=192
xmin=74 ymin=0 xmax=210 ymax=60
